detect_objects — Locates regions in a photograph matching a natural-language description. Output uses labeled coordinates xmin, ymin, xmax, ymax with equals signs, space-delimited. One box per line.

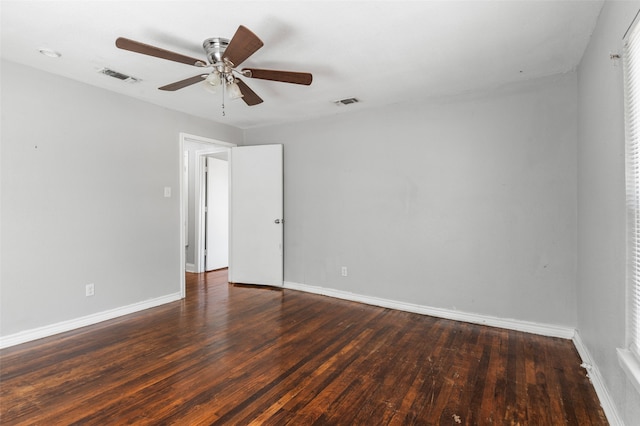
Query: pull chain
xmin=221 ymin=79 xmax=226 ymax=116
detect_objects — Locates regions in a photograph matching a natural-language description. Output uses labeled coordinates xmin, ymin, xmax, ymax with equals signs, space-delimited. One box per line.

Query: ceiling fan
xmin=115 ymin=25 xmax=312 ymax=112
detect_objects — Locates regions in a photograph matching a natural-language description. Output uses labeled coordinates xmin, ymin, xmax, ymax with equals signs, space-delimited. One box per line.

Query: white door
xmin=229 ymin=144 xmax=283 ymax=286
xmin=205 ymin=157 xmax=229 ymax=271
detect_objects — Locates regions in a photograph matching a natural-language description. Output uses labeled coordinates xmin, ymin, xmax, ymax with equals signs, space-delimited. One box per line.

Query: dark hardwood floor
xmin=0 ymin=270 xmax=607 ymax=425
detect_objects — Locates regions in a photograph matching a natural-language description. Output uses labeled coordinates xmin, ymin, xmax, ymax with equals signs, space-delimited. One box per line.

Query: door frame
xmin=179 ymin=132 xmax=236 ymax=298
xmin=203 ymin=155 xmax=230 ymax=272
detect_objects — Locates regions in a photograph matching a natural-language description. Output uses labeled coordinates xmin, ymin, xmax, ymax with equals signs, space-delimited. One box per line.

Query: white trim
xmin=0 ymin=292 xmax=182 ymax=349
xmin=283 ymin=281 xmax=575 ymax=339
xmin=185 ymin=263 xmax=196 ymax=273
xmin=573 ymin=332 xmax=624 ymax=426
xmin=618 ymin=348 xmax=640 ymax=396
xmin=194 ymin=153 xmax=207 ymax=273
xmin=179 ymin=132 xmax=237 ymax=148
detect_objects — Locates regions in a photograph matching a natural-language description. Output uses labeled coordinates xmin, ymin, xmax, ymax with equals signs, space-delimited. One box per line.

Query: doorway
xmin=179 ymin=133 xmax=236 ymax=298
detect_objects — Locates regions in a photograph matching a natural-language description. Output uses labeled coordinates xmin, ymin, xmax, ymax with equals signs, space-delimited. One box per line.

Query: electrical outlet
xmin=341 ymin=266 xmax=348 ymax=277
xmin=86 ymin=283 xmax=95 ymax=297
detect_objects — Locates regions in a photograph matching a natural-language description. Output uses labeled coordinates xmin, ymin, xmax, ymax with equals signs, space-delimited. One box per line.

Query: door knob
xmin=274 ymin=219 xmax=284 ymax=224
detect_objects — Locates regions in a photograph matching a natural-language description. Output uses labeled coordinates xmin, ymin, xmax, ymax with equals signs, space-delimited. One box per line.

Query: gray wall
xmin=577 ymin=1 xmax=640 ymax=423
xmin=245 ymin=72 xmax=578 ymax=327
xmin=0 ymin=60 xmax=241 ymax=336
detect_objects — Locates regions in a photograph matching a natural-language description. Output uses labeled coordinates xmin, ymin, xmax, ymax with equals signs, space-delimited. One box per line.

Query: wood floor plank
xmin=0 ymin=270 xmax=608 ymax=425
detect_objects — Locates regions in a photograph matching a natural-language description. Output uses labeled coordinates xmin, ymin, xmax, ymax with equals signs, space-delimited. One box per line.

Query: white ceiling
xmin=1 ymin=0 xmax=603 ymax=129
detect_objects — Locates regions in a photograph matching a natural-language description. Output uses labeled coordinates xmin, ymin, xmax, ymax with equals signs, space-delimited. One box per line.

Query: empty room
xmin=2 ymin=0 xmax=640 ymax=424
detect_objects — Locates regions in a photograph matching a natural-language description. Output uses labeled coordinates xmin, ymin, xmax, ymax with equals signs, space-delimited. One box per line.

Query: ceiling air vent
xmin=98 ymin=68 xmax=141 ymax=83
xmin=333 ymin=97 xmax=359 ymax=106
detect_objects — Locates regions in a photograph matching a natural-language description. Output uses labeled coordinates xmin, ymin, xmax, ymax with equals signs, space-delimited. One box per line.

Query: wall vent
xmin=333 ymin=97 xmax=359 ymax=106
xmin=98 ymin=68 xmax=141 ymax=83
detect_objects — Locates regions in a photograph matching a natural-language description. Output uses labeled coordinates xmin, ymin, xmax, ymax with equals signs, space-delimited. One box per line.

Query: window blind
xmin=624 ymin=16 xmax=640 ymax=358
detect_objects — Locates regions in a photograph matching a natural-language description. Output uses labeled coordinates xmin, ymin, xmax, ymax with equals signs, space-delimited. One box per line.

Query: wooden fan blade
xmin=243 ymin=68 xmax=312 ymax=85
xmin=236 ymin=79 xmax=264 ymax=106
xmin=159 ymin=74 xmax=207 ymax=91
xmin=116 ymin=37 xmax=206 ymax=67
xmin=222 ymin=26 xmax=264 ymax=67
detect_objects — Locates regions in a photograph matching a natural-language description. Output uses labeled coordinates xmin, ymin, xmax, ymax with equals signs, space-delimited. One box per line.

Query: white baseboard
xmin=0 ymin=292 xmax=182 ymax=349
xmin=573 ymin=332 xmax=623 ymax=426
xmin=185 ymin=263 xmax=196 ymax=273
xmin=283 ymin=281 xmax=575 ymax=339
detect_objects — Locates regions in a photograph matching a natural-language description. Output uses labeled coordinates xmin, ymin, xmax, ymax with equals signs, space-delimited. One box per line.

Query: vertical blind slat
xmin=625 ymin=19 xmax=640 ymax=359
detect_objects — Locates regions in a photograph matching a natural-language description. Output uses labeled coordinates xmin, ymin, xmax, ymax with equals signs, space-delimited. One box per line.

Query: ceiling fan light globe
xmin=205 ymin=71 xmax=221 ymax=86
xmin=203 ymin=81 xmax=218 ymax=94
xmin=203 ymin=71 xmax=221 ymax=93
xmin=228 ymin=82 xmax=244 ymax=99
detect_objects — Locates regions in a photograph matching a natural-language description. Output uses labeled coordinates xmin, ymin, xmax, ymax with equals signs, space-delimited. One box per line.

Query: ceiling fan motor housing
xmin=203 ymin=37 xmax=230 ymax=65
